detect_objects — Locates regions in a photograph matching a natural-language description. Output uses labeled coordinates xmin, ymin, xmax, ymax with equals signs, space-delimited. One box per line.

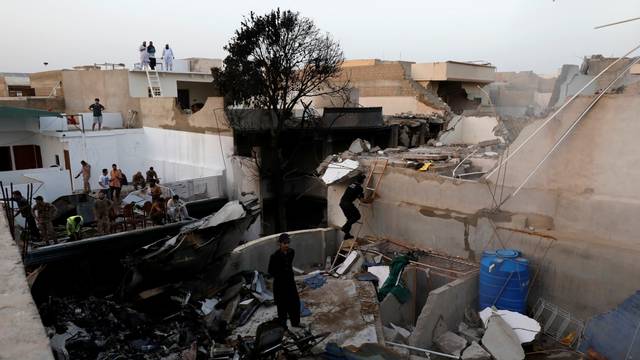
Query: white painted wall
xmin=128 ymin=71 xmax=213 ymax=98
xmin=41 ymin=113 xmax=123 ymax=132
xmin=0 ymin=167 xmax=72 ymax=202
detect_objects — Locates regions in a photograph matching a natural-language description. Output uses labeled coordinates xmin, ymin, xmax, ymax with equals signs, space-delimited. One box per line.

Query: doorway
xmin=177 ymin=89 xmax=190 ymax=110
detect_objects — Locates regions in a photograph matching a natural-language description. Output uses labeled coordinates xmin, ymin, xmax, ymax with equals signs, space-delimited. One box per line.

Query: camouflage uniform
xmin=93 ymin=198 xmax=113 ymax=235
xmin=33 ymin=202 xmax=57 ymax=243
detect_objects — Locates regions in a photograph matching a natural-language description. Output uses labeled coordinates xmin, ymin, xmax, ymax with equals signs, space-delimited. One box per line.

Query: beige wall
xmin=30 ymin=70 xmax=63 ymax=97
xmin=0 ymin=76 xmax=7 ymax=97
xmin=139 ymin=96 xmax=230 ymax=134
xmin=61 ymin=70 xmax=140 ymax=117
xmin=359 ymin=96 xmax=444 ymax=116
xmin=128 ymin=71 xmax=213 ymax=98
xmin=411 ymin=62 xmax=495 ymax=83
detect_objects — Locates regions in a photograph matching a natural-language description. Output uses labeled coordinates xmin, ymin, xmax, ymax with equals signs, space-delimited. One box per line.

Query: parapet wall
xmin=218 ymin=228 xmax=339 ymax=282
xmin=0 ymin=210 xmax=53 ymax=359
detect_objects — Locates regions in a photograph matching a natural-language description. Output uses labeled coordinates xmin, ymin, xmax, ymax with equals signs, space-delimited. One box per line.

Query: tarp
xmin=0 ymin=105 xmax=61 ymax=119
xmin=479 ymin=307 xmax=540 ymax=343
xmin=378 ymin=255 xmax=411 ymax=303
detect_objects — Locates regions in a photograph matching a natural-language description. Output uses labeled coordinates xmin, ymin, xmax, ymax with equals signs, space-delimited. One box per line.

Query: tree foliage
xmin=213 ymin=9 xmax=347 ymax=129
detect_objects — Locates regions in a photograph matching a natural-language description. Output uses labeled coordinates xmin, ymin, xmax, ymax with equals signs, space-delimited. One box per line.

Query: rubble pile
xmin=316 ymin=138 xmax=504 ymax=182
xmin=39 ymin=296 xmax=212 ymax=359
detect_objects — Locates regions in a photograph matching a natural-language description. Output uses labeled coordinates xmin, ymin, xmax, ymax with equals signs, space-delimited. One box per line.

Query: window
xmin=13 ymin=145 xmax=42 ymax=170
xmin=0 ymin=147 xmax=12 ymax=171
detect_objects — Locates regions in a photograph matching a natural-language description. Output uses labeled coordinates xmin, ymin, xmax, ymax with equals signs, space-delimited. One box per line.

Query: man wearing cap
xmin=268 ymin=233 xmax=301 ymax=328
xmin=339 ymin=174 xmax=366 ymax=240
xmin=11 ymin=190 xmax=40 ymax=240
xmin=32 ymin=196 xmax=57 ymax=244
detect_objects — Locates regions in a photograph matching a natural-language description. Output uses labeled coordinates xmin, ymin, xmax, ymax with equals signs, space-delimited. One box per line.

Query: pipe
xmin=503 ymin=56 xmax=640 ymax=202
xmin=594 ymin=16 xmax=640 ymax=29
xmin=386 ymin=341 xmax=460 ymax=359
xmin=484 ymin=42 xmax=640 ymax=180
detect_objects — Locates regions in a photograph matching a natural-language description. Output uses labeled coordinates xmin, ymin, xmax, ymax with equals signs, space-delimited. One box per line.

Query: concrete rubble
xmin=434 ymin=331 xmax=468 ymax=356
xmin=481 ymin=314 xmax=525 ymax=360
xmin=461 ymin=341 xmax=491 ymax=360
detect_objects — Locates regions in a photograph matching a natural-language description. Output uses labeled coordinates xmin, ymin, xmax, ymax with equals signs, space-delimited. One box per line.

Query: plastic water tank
xmin=479 ymin=249 xmax=530 ymax=313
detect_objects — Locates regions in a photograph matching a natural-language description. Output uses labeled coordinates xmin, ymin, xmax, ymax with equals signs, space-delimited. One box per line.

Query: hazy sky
xmin=1 ymin=0 xmax=639 ymax=74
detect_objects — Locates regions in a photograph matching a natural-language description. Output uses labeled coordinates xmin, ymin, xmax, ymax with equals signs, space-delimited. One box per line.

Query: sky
xmin=1 ymin=0 xmax=639 ymax=74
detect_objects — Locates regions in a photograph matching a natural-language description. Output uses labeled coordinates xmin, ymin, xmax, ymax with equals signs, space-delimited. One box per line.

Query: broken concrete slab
xmin=462 ymin=341 xmax=491 ymax=360
xmin=434 ymin=331 xmax=467 ymax=357
xmin=321 ymin=159 xmax=360 ymax=185
xmin=479 ymin=307 xmax=540 ymax=343
xmin=348 ymin=138 xmax=371 ymax=154
xmin=481 ymin=315 xmax=525 ymax=360
xmin=458 ymin=322 xmax=484 ymax=343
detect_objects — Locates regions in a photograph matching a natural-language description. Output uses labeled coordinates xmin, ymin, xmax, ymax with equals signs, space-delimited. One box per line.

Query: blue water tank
xmin=479 ymin=249 xmax=530 ymax=313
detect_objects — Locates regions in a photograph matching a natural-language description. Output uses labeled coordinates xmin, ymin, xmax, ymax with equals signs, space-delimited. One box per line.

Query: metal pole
xmin=595 ymin=16 xmax=640 ymax=29
xmin=386 ymin=341 xmax=460 ymax=359
xmin=485 ymin=42 xmax=640 ymax=180
xmin=504 ymin=56 xmax=640 ymax=202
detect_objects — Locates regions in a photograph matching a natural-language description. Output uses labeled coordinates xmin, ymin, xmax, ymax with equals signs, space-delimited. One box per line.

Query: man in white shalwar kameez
xmin=162 ymin=44 xmax=174 ymax=71
xmin=139 ymin=41 xmax=149 ymax=69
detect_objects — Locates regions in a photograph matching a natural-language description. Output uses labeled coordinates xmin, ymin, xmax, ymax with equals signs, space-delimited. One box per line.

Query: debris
xmin=458 ymin=322 xmax=484 ymax=343
xmin=484 ymin=151 xmax=498 ymax=157
xmin=481 ymin=314 xmax=525 ymax=360
xmin=321 ymin=159 xmax=360 ymax=185
xmin=200 ymin=298 xmax=219 ymax=315
xmin=348 ymin=138 xmax=371 ymax=154
xmin=355 ymin=272 xmax=379 ymax=282
xmin=222 ymin=295 xmax=240 ymax=324
xmin=418 ymin=162 xmax=432 ymax=171
xmin=434 ymin=331 xmax=468 ymax=357
xmin=303 ymin=273 xmax=327 ymax=289
xmin=248 ymin=270 xmax=274 ymax=303
xmin=479 ymin=307 xmax=540 ymax=343
xmin=300 ymin=301 xmax=312 ymax=317
xmin=335 ymin=250 xmax=359 ymax=275
xmin=462 ymin=341 xmax=491 ymax=360
xmin=389 ymin=322 xmax=411 ymax=340
xmin=378 ymin=255 xmax=410 ymax=303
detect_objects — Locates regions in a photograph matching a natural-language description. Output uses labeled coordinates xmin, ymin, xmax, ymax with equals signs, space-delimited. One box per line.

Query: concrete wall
xmin=327 ymin=90 xmax=640 ymax=319
xmin=0 ymin=167 xmax=72 ymax=202
xmin=409 ymin=274 xmax=478 ymax=348
xmin=128 ymin=71 xmax=213 ymax=98
xmin=61 ymin=70 xmax=140 ymax=118
xmin=138 ymin=97 xmax=230 ymax=133
xmin=218 ymin=228 xmax=339 ymax=282
xmin=439 ymin=115 xmax=501 ymax=145
xmin=30 ymin=71 xmax=63 ymax=97
xmin=0 ymin=97 xmax=65 ymax=112
xmin=411 ymin=62 xmax=495 ymax=83
xmin=359 ymin=96 xmax=443 ymax=116
xmin=0 ymin=210 xmax=54 ymax=359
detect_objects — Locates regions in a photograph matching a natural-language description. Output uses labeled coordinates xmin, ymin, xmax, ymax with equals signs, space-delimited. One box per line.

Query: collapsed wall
xmin=328 ymin=87 xmax=640 ymax=320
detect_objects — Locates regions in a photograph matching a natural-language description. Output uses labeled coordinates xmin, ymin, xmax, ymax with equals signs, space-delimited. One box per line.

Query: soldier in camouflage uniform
xmin=93 ymin=192 xmax=113 ymax=235
xmin=32 ymin=196 xmax=57 ymax=244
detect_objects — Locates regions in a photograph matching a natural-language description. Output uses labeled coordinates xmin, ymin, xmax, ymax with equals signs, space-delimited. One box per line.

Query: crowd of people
xmin=139 ymin=41 xmax=175 ymax=71
xmin=13 ymin=161 xmax=190 ymax=245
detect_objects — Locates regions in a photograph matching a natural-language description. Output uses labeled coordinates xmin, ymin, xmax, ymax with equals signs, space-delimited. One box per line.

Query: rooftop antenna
xmin=594 ymin=16 xmax=640 ymax=29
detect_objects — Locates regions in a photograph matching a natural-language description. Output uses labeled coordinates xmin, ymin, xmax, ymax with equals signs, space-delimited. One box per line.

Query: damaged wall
xmin=438 ymin=115 xmax=502 ymax=145
xmin=328 ymin=88 xmax=640 ymax=320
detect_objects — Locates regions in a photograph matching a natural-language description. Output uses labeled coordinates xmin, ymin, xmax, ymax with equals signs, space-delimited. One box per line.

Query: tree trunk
xmin=270 ymin=133 xmax=287 ymax=233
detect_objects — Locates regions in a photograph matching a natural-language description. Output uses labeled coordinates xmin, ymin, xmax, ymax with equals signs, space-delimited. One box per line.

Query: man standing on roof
xmin=11 ymin=191 xmax=39 ymax=240
xmin=268 ymin=233 xmax=301 ymax=328
xmin=139 ymin=41 xmax=149 ymax=69
xmin=147 ymin=41 xmax=157 ymax=70
xmin=74 ymin=160 xmax=91 ymax=193
xmin=339 ymin=174 xmax=366 ymax=240
xmin=162 ymin=44 xmax=174 ymax=71
xmin=66 ymin=215 xmax=83 ymax=241
xmin=89 ymin=98 xmax=105 ymax=131
xmin=32 ymin=196 xmax=57 ymax=244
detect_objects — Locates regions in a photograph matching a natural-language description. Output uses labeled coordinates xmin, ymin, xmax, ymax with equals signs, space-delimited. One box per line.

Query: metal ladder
xmin=145 ymin=69 xmax=162 ymax=97
xmin=330 ymin=157 xmax=389 ymax=272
